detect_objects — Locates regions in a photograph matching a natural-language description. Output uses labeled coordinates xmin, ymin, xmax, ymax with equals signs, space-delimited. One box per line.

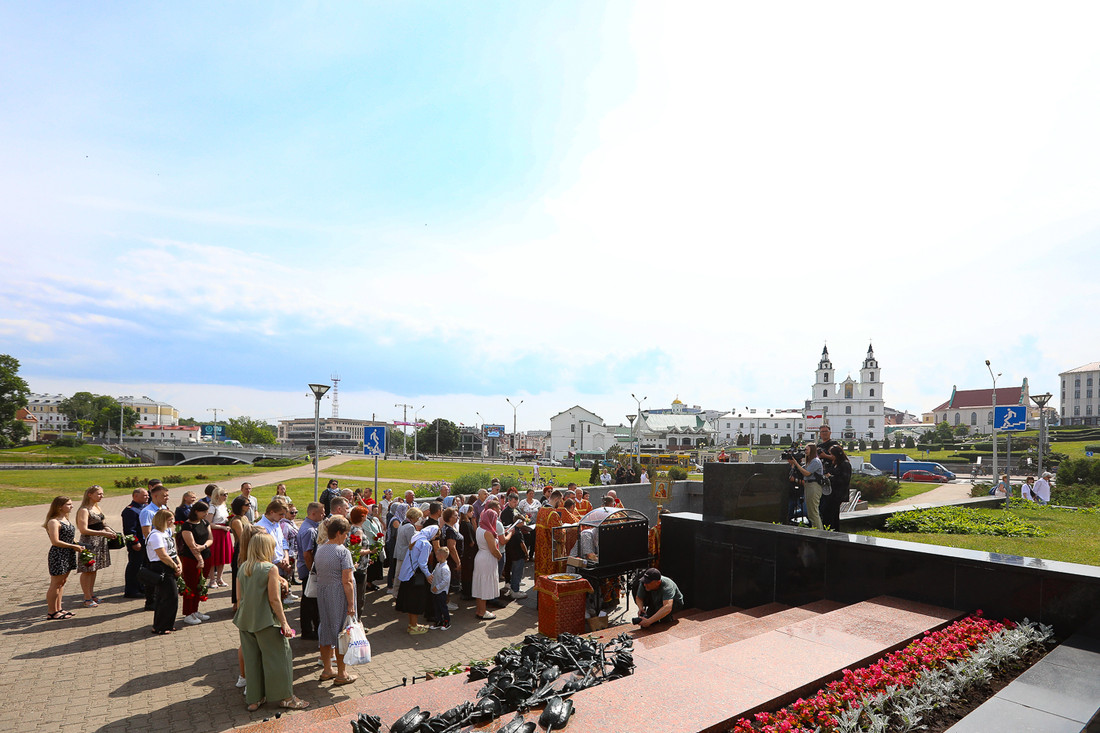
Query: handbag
xmin=341 ymin=616 xmax=371 ymax=666
xmin=304 ymin=570 xmax=319 ymax=599
xmin=138 ymin=564 xmax=166 ymax=586
xmin=821 ymin=474 xmax=833 ymax=496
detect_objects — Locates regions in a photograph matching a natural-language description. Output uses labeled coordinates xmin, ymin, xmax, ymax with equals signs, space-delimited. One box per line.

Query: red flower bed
xmin=731 ymin=612 xmax=1011 ymax=733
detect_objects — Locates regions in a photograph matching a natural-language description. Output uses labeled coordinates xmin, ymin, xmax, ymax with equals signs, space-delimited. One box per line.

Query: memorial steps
xmin=239 ymin=596 xmax=961 ymax=733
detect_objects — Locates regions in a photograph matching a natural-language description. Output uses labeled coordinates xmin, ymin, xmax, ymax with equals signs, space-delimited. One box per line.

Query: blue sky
xmin=3 ymin=3 xmax=1100 ymax=430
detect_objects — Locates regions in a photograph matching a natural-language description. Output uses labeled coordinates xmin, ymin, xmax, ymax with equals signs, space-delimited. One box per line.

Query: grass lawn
xmin=861 ymin=504 xmax=1100 ymax=566
xmin=335 ymin=460 xmax=589 ymax=485
xmin=0 ymin=465 xmax=286 ymax=508
xmin=246 ymin=476 xmax=416 ymax=508
xmin=0 ymin=444 xmax=135 ymax=464
xmin=864 ymin=481 xmax=941 ymax=506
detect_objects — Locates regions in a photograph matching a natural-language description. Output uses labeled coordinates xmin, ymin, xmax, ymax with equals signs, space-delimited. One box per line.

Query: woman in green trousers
xmin=233 ymin=532 xmax=309 ymax=712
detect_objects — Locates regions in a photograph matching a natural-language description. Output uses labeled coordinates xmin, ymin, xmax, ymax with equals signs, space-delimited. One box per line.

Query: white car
xmin=859 ymin=464 xmax=883 ymax=476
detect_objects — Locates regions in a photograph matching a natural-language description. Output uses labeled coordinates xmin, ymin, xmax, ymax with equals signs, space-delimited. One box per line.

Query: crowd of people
xmin=41 ymin=474 xmax=637 ymax=713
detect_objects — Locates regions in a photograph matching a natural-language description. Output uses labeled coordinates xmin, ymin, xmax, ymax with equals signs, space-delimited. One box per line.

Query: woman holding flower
xmin=145 ymin=509 xmax=182 ymax=634
xmin=180 ymin=502 xmax=213 ymax=625
xmin=75 ymin=485 xmax=115 ymax=608
xmin=364 ymin=502 xmax=386 ymax=590
xmin=44 ymin=496 xmax=83 ymax=619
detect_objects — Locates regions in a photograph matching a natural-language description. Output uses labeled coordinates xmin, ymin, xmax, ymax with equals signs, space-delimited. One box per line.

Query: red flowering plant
xmin=197 ymin=575 xmax=209 ymax=602
xmin=177 ymin=576 xmax=188 ymax=595
xmin=730 ymin=612 xmax=1013 ymax=733
xmin=348 ymin=532 xmax=363 ymax=564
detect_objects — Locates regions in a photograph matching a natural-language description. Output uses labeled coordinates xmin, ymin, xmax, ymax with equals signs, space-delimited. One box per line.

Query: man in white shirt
xmin=600 ymin=468 xmax=612 ymax=485
xmin=256 ymin=501 xmax=294 ymax=599
xmin=138 ymin=481 xmax=170 ymax=611
xmin=1033 ymin=472 xmax=1053 ymax=505
xmin=239 ymin=482 xmax=258 ymax=522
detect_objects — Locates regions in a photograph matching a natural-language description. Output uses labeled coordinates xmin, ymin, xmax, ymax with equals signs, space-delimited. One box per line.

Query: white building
xmin=131 ymin=424 xmax=201 ymax=443
xmin=277 ymin=417 xmax=387 ymax=445
xmin=809 ymin=344 xmax=886 ymax=441
xmin=1061 ymin=362 xmax=1100 ymax=426
xmin=716 ymin=408 xmax=808 ymax=445
xmin=548 ymin=407 xmax=617 ymax=461
xmin=929 ymin=380 xmax=1030 ymax=435
xmin=117 ymin=396 xmax=179 ymax=426
xmin=632 ymin=399 xmax=717 ymax=452
xmin=26 ymin=393 xmax=68 ymax=431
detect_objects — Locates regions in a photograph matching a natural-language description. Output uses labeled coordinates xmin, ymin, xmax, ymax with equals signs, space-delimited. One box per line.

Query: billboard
xmin=201 ymin=424 xmax=226 ymax=439
xmin=484 ymin=424 xmax=506 ymax=438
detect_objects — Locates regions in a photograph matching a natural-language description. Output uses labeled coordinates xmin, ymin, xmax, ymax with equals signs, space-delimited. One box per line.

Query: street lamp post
xmin=206 ymin=407 xmax=221 ymax=443
xmin=308 ymin=383 xmax=331 ymax=502
xmin=413 ymin=405 xmax=425 ymax=458
xmin=476 ymin=412 xmax=484 ymax=457
xmin=1030 ymin=392 xmax=1053 ymax=478
xmin=506 ymin=398 xmax=523 ymax=453
xmin=631 ymin=393 xmax=647 ymax=458
xmin=395 ymin=403 xmax=413 ymax=457
xmin=986 ymin=360 xmax=1001 ymax=481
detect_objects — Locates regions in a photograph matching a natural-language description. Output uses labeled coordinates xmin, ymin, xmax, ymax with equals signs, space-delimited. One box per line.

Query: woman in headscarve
xmin=472 ymin=508 xmax=514 ymax=621
xmin=395 ymin=523 xmax=438 ymax=635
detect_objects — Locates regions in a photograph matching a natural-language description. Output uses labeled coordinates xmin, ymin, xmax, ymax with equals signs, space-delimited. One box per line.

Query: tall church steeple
xmin=815 ymin=344 xmax=833 ymax=389
xmin=860 ymin=342 xmax=881 ymax=400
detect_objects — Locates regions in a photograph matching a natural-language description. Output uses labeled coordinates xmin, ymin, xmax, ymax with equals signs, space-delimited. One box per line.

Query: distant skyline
xmin=4 ymin=4 xmax=1099 ymax=432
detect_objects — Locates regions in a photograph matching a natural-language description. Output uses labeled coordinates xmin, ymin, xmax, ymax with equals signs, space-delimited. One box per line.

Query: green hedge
xmin=1053 ymin=458 xmax=1100 ymax=487
xmin=883 ymin=506 xmax=1047 ymax=537
xmin=850 ymin=474 xmax=899 ymax=502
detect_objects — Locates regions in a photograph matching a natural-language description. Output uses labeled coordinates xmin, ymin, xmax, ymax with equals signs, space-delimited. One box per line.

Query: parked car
xmin=858 ymin=464 xmax=883 ymax=476
xmin=901 ymin=469 xmax=950 ymax=483
xmin=413 ymin=453 xmax=428 ymax=460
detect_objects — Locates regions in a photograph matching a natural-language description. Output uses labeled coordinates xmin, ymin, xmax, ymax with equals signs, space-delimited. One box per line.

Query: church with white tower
xmin=808 ymin=344 xmax=886 ymax=441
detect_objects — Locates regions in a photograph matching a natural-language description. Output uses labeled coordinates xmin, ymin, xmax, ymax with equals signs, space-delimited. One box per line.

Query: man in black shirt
xmin=500 ymin=494 xmax=529 ymax=599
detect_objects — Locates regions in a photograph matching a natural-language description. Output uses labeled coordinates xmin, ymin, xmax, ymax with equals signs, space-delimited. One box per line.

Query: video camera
xmin=781 ymin=443 xmax=804 ymax=462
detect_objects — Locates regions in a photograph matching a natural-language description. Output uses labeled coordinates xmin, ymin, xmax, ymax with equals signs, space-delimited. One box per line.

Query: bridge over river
xmin=135 ymin=442 xmax=307 ymax=466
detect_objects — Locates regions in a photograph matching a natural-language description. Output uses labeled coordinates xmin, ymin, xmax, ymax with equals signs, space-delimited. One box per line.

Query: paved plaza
xmin=0 ymin=459 xmax=539 ymax=733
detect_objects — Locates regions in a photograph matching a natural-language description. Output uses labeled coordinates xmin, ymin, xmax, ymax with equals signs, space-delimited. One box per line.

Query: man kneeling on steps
xmin=633 ymin=568 xmax=684 ymax=629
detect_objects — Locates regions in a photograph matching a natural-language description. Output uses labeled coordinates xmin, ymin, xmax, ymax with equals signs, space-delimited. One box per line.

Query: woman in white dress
xmin=472 ymin=507 xmax=514 ymax=621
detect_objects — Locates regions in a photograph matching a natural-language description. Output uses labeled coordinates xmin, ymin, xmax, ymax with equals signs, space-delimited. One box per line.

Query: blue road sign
xmin=1087 ymin=451 xmax=1094 ymax=458
xmin=993 ymin=405 xmax=1027 ymax=432
xmin=363 ymin=426 xmax=387 ymax=456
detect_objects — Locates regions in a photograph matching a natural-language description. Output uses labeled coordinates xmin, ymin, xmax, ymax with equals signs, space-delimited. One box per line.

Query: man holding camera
xmin=633 ymin=568 xmax=683 ymax=629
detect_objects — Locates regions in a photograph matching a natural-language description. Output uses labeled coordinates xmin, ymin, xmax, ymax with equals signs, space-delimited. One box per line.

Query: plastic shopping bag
xmin=342 ymin=617 xmax=371 ymax=666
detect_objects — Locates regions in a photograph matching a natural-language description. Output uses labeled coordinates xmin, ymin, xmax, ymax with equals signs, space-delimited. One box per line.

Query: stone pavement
xmin=881 ymin=479 xmax=978 ymax=509
xmin=0 ymin=460 xmax=539 ymax=733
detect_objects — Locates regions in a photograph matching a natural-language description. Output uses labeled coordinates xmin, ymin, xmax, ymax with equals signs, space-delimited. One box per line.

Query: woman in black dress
xmin=44 ymin=496 xmax=82 ymax=619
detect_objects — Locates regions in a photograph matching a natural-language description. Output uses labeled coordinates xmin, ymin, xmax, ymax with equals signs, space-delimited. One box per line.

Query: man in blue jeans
xmin=499 ymin=493 xmax=529 ymax=599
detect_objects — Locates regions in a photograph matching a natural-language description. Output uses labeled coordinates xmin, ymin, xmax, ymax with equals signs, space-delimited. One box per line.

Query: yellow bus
xmin=620 ymin=453 xmax=692 ymax=469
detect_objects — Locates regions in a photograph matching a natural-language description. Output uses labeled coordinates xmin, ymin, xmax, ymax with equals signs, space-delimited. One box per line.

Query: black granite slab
xmin=702 ymin=463 xmax=791 ymax=523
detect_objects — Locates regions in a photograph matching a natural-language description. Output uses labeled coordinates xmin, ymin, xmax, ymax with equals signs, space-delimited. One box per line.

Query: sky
xmin=3 ymin=2 xmax=1100 ymax=432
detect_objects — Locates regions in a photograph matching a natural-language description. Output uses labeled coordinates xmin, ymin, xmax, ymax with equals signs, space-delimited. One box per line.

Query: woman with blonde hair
xmin=44 ymin=496 xmax=83 ymax=619
xmin=207 ymin=486 xmax=232 ymax=586
xmin=75 ymin=485 xmax=115 ymax=607
xmin=145 ymin=509 xmax=182 ymax=634
xmin=234 ymin=532 xmax=307 ymax=712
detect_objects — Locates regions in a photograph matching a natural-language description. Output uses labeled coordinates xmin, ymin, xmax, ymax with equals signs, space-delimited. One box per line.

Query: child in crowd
xmin=429 ymin=546 xmax=451 ymax=631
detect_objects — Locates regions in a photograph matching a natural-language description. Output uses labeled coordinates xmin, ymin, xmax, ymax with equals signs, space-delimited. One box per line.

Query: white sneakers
xmin=511 ymin=591 xmax=528 ymax=600
xmin=198 ymin=612 xmax=210 ymax=621
xmin=447 ymin=602 xmax=458 ymax=611
xmin=183 ymin=613 xmax=202 ymax=625
xmin=236 ymin=675 xmax=247 ymax=688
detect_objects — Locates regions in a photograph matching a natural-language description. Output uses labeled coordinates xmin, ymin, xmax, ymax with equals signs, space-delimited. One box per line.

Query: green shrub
xmin=253 ymin=458 xmax=302 ymax=467
xmin=884 ymin=506 xmax=1048 ymax=537
xmin=667 ymin=466 xmax=688 ymax=480
xmin=161 ymin=474 xmax=185 ymax=485
xmin=1055 ymin=458 xmax=1100 ymax=487
xmin=970 ymin=483 xmax=992 ymax=498
xmin=1050 ymin=484 xmax=1100 ymax=508
xmin=904 ymin=436 xmax=916 ymax=449
xmin=589 ymin=463 xmax=600 ymax=485
xmin=850 ymin=474 xmax=899 ymax=502
xmin=54 ymin=437 xmax=85 ymax=448
xmin=452 ymin=471 xmax=494 ymax=495
xmin=113 ymin=476 xmax=144 ymax=489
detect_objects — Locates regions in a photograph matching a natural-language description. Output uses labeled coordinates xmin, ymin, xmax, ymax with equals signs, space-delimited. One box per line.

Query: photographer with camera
xmin=784 ymin=444 xmax=806 ymax=525
xmin=821 ymin=444 xmax=852 ymax=531
xmin=787 ymin=443 xmax=825 ymax=529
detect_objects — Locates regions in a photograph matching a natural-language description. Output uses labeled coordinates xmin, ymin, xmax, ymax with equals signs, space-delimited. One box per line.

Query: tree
xmin=758 ymin=434 xmax=773 ymax=446
xmin=0 ymin=354 xmax=31 ymax=445
xmin=871 ymin=440 xmax=880 ymax=450
xmin=387 ymin=427 xmax=409 ymax=455
xmin=933 ymin=421 xmax=954 ymax=443
xmin=953 ymin=424 xmax=970 ymax=437
xmin=416 ymin=419 xmax=460 ymax=455
xmin=779 ymin=435 xmax=792 ymax=446
xmin=226 ymin=416 xmax=277 ymax=445
xmin=893 ymin=435 xmax=903 ymax=449
xmin=179 ymin=417 xmax=200 ymax=427
xmin=60 ymin=391 xmax=138 ymax=438
xmin=904 ymin=435 xmax=916 ymax=449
